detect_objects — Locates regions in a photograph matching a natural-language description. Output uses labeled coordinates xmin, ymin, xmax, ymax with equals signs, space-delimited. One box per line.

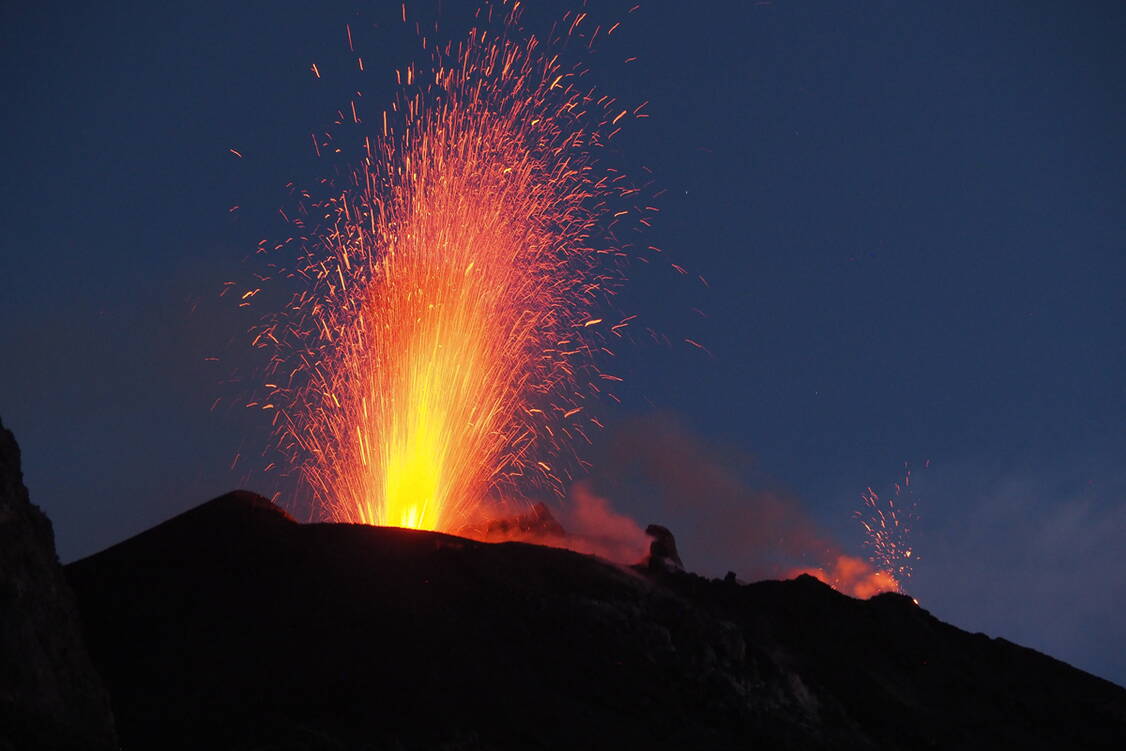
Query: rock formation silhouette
xmin=0 ymin=419 xmax=116 ymax=750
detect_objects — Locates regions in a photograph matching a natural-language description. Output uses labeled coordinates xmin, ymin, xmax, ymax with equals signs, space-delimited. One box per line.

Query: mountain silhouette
xmin=62 ymin=490 xmax=1126 ymax=750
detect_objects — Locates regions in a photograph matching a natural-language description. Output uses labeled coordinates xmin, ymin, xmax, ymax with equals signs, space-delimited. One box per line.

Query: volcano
xmin=57 ymin=491 xmax=1125 ymax=750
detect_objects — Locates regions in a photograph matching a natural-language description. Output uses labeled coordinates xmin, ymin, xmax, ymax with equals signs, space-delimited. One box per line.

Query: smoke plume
xmin=580 ymin=415 xmax=897 ymax=595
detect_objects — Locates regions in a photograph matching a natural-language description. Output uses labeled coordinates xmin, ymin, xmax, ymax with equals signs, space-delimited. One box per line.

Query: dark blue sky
xmin=2 ymin=1 xmax=1123 ymax=685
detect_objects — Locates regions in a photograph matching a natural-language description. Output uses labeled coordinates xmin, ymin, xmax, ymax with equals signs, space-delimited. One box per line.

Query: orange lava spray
xmin=856 ymin=461 xmax=921 ymax=584
xmin=259 ymin=5 xmax=636 ymax=532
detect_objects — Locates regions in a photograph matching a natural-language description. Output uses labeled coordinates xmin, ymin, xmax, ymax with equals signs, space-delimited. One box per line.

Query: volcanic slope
xmin=66 ymin=491 xmax=1126 ymax=750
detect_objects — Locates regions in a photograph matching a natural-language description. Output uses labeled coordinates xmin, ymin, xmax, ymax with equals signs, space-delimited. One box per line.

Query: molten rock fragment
xmin=645 ymin=524 xmax=684 ymax=573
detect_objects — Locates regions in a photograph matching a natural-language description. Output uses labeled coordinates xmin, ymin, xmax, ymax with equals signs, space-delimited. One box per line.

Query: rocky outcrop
xmin=0 ymin=418 xmax=116 ymax=751
xmin=644 ymin=523 xmax=684 ymax=572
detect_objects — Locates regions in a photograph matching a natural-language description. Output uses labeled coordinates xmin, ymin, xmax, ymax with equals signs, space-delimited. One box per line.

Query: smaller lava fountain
xmin=794 ymin=463 xmax=921 ymax=597
xmin=856 ymin=462 xmax=920 ymax=585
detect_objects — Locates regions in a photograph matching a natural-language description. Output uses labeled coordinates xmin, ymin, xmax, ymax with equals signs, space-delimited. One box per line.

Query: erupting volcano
xmin=248 ymin=3 xmax=909 ymax=600
xmin=258 ymin=5 xmax=638 ymax=533
xmin=5 ymin=2 xmax=1125 ymax=749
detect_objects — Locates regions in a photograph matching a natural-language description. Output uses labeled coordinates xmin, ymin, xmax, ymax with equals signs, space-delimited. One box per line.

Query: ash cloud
xmin=476 ymin=486 xmax=650 ymax=566
xmin=581 ymin=415 xmax=876 ymax=585
xmin=556 ymin=482 xmax=651 ymax=564
xmin=469 ymin=414 xmax=897 ymax=595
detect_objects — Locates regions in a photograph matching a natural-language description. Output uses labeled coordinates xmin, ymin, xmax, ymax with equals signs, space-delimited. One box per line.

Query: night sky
xmin=2 ymin=1 xmax=1123 ymax=685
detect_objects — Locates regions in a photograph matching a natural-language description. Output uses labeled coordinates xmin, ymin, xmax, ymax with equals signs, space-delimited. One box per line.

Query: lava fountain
xmin=259 ymin=5 xmax=638 ymax=533
xmin=794 ymin=463 xmax=923 ymax=597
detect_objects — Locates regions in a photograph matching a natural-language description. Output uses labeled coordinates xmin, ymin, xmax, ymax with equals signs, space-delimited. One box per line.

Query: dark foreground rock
xmin=0 ymin=419 xmax=117 ymax=751
xmin=66 ymin=491 xmax=1126 ymax=751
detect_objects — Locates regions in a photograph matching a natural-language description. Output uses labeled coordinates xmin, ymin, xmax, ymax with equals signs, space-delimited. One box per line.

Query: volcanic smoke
xmin=256 ymin=4 xmax=638 ymax=534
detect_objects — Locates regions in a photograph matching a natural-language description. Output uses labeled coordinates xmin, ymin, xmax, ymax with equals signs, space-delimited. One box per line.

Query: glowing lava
xmin=792 ymin=555 xmax=900 ymax=599
xmin=259 ymin=5 xmax=637 ymax=532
